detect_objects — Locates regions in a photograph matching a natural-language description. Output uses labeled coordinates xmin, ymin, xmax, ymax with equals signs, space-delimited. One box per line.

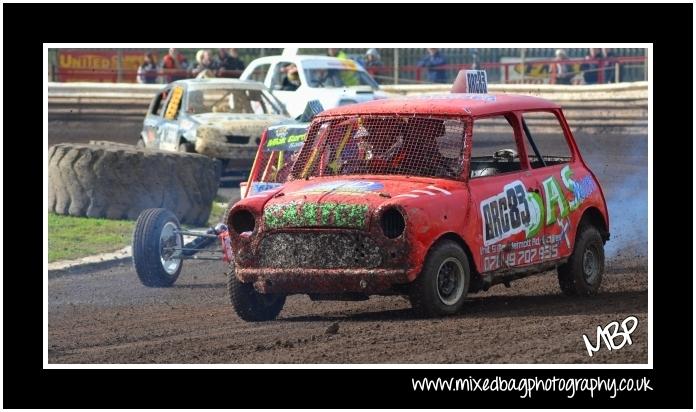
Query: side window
xmin=470 ymin=114 xmax=522 ymax=178
xmin=151 ymin=88 xmax=170 ymax=116
xmin=163 ymin=86 xmax=184 ymax=121
xmin=521 ymin=111 xmax=572 ymax=168
xmin=248 ymin=63 xmax=271 ymax=83
xmin=271 ymin=62 xmax=300 ymax=91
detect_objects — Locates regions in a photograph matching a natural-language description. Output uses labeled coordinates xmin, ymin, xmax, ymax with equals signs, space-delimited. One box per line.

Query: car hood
xmin=186 ymin=113 xmax=289 ymax=141
xmin=261 ymin=176 xmax=456 ymax=230
xmin=192 ymin=112 xmax=289 ymax=133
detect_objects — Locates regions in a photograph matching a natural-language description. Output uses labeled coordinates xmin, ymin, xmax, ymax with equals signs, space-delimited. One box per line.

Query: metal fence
xmin=48 ymin=48 xmax=647 ymax=85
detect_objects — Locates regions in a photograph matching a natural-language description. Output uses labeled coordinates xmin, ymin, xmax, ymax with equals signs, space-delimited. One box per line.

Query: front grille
xmin=258 ymin=232 xmax=382 ymax=269
xmin=226 ymin=135 xmax=250 ymax=144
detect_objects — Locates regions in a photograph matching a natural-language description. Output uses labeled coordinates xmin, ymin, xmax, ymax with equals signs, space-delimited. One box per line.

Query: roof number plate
xmin=451 ymin=70 xmax=488 ymax=94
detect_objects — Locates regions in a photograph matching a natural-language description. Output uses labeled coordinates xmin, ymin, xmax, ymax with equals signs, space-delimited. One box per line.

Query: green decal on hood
xmin=264 ymin=201 xmax=368 ymax=229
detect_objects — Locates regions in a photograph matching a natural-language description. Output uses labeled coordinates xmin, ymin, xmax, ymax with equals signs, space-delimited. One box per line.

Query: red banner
xmin=56 ymin=50 xmax=150 ymax=82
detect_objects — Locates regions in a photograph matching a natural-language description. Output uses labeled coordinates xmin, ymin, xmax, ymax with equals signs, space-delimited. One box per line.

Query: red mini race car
xmin=133 ymin=71 xmax=609 ymax=321
xmin=223 ymin=71 xmax=609 ymax=320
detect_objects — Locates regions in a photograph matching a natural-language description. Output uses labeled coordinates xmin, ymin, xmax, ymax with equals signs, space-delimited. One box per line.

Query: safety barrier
xmin=48 ymin=81 xmax=647 ymax=135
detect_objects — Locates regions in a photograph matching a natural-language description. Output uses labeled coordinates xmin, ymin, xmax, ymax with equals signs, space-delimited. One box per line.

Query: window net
xmin=289 ymin=116 xmax=466 ymax=180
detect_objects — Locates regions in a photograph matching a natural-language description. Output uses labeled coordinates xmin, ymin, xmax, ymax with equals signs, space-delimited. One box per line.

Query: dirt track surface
xmin=47 ymin=130 xmax=648 ymax=364
xmin=48 ymin=258 xmax=647 ymax=364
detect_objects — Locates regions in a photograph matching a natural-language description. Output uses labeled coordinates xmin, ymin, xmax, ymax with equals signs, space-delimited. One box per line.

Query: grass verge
xmin=48 ymin=213 xmax=135 ymax=263
xmin=48 ymin=200 xmax=231 ymax=263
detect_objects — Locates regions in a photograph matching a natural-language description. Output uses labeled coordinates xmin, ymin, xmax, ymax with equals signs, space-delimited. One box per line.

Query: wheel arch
xmin=579 ymin=206 xmax=609 ymax=242
xmin=430 ymin=232 xmax=480 ymax=280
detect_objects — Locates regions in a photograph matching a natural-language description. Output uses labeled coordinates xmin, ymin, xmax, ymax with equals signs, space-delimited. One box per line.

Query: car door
xmin=142 ymin=86 xmax=171 ymax=147
xmin=156 ymin=84 xmax=185 ymax=151
xmin=518 ymin=109 xmax=579 ymax=263
xmin=467 ymin=113 xmax=545 ymax=273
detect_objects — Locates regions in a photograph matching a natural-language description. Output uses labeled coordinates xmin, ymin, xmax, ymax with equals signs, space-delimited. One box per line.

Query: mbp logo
xmin=582 ymin=316 xmax=638 ymax=357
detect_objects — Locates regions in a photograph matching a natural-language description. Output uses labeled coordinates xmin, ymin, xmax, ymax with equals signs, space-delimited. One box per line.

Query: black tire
xmin=48 ymin=143 xmax=218 ymax=225
xmin=409 ymin=240 xmax=470 ymax=317
xmin=132 ymin=208 xmax=183 ymax=287
xmin=557 ymin=224 xmax=605 ymax=296
xmin=227 ymin=264 xmax=285 ymax=321
xmin=178 ymin=141 xmax=194 ymax=153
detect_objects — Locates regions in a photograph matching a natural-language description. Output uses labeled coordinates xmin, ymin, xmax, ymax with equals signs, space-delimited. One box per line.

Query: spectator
xmin=280 ymin=63 xmax=301 ymax=91
xmin=363 ymin=48 xmax=384 ymax=81
xmin=469 ymin=48 xmax=480 ymax=70
xmin=217 ymin=48 xmax=246 ymax=78
xmin=161 ymin=48 xmax=189 ymax=82
xmin=136 ymin=52 xmax=158 ymax=84
xmin=192 ymin=49 xmax=218 ymax=78
xmin=581 ymin=48 xmax=604 ymax=85
xmin=549 ymin=49 xmax=573 ymax=85
xmin=603 ymin=48 xmax=617 ymax=83
xmin=216 ymin=48 xmax=234 ymax=69
xmin=327 ymin=48 xmax=348 ymax=59
xmin=417 ymin=48 xmax=448 ymax=84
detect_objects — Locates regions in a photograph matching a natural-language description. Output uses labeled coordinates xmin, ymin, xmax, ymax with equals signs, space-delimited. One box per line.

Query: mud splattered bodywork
xmin=228 ymin=178 xmax=454 ymax=295
xmin=227 ymin=93 xmax=609 ymax=297
xmin=140 ymin=78 xmax=289 ymax=168
xmin=192 ymin=114 xmax=288 ymax=160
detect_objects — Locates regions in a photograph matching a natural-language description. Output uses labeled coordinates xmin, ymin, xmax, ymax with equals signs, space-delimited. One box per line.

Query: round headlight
xmin=231 ymin=210 xmax=255 ymax=234
xmin=380 ymin=208 xmax=405 ymax=239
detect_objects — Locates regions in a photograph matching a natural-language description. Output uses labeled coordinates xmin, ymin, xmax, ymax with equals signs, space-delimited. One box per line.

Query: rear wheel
xmin=132 ymin=208 xmax=183 ymax=287
xmin=227 ymin=264 xmax=286 ymax=321
xmin=409 ymin=240 xmax=470 ymax=316
xmin=557 ymin=225 xmax=604 ymax=296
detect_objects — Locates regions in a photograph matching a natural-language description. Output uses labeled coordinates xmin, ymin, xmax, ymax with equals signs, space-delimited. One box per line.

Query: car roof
xmin=249 ymin=55 xmax=366 ymax=71
xmin=171 ymin=78 xmax=268 ymax=89
xmin=317 ymin=93 xmax=561 ymax=118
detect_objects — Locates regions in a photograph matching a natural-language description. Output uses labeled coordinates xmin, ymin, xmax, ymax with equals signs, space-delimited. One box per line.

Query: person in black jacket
xmin=582 ymin=48 xmax=604 ymax=84
xmin=217 ymin=48 xmax=246 ymax=78
xmin=136 ymin=52 xmax=158 ymax=84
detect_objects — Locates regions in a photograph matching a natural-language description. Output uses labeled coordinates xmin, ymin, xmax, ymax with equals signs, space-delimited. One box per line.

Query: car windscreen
xmin=290 ymin=116 xmax=466 ymax=180
xmin=185 ymin=87 xmax=284 ymax=115
xmin=304 ymin=69 xmax=379 ymax=89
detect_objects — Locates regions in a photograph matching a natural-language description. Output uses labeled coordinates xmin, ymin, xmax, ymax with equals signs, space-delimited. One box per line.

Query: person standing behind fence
xmin=192 ymin=50 xmax=218 ymax=78
xmin=363 ymin=48 xmax=384 ymax=82
xmin=216 ymin=48 xmax=246 ymax=78
xmin=602 ymin=48 xmax=616 ymax=83
xmin=549 ymin=49 xmax=574 ymax=85
xmin=581 ymin=48 xmax=605 ymax=85
xmin=161 ymin=48 xmax=189 ymax=82
xmin=216 ymin=48 xmax=241 ymax=77
xmin=417 ymin=48 xmax=448 ymax=84
xmin=327 ymin=48 xmax=348 ymax=60
xmin=137 ymin=52 xmax=158 ymax=84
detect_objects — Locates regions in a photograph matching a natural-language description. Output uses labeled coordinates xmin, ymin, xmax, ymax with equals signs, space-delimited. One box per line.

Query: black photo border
xmin=3 ymin=2 xmax=691 ymax=409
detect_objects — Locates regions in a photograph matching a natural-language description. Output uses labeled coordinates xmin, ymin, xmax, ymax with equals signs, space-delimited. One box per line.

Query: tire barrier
xmin=48 ymin=143 xmax=218 ymax=225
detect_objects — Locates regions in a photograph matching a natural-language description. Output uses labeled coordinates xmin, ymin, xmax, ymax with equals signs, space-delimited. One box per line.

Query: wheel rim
xmin=436 ymin=257 xmax=465 ymax=306
xmin=582 ymin=247 xmax=600 ymax=284
xmin=159 ymin=222 xmax=183 ymax=275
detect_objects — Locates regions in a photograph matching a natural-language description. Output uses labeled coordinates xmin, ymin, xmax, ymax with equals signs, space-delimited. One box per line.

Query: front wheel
xmin=557 ymin=225 xmax=605 ymax=296
xmin=409 ymin=240 xmax=470 ymax=316
xmin=132 ymin=208 xmax=183 ymax=287
xmin=227 ymin=265 xmax=286 ymax=321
